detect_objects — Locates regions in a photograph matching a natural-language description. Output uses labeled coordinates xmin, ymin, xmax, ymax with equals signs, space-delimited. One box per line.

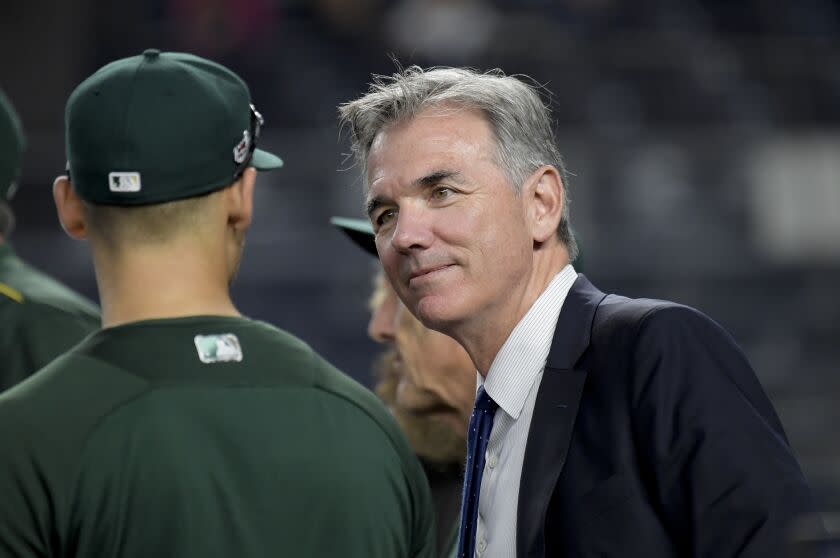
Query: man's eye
xmin=376 ymin=209 xmax=396 ymax=226
xmin=432 ymin=187 xmax=453 ymax=200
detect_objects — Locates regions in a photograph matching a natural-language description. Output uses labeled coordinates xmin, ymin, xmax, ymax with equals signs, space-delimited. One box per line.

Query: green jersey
xmin=0 ymin=243 xmax=100 ymax=391
xmin=0 ymin=315 xmax=436 ymax=558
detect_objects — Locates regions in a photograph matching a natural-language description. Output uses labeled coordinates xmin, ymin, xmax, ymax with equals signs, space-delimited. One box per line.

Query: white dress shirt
xmin=473 ymin=264 xmax=578 ymax=558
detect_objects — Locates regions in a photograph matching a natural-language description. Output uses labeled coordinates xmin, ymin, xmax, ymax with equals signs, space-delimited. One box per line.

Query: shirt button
xmin=487 ymin=454 xmax=498 ymax=469
xmin=477 ymin=538 xmax=487 ymax=554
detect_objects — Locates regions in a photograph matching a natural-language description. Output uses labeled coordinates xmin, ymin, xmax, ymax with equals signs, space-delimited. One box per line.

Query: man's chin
xmin=392 ymin=407 xmax=466 ymax=465
xmin=434 ymin=412 xmax=468 ymax=434
xmin=413 ymin=298 xmax=460 ymax=334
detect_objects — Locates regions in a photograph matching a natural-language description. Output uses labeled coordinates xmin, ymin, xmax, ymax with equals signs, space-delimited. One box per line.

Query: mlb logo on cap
xmin=108 ymin=172 xmax=141 ymax=193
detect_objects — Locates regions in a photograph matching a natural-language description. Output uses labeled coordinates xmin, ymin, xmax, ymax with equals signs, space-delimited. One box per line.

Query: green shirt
xmin=0 ymin=315 xmax=436 ymax=558
xmin=0 ymin=243 xmax=100 ymax=391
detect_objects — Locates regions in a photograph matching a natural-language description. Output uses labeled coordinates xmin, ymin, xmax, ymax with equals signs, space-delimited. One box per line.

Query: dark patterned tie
xmin=457 ymin=386 xmax=499 ymax=558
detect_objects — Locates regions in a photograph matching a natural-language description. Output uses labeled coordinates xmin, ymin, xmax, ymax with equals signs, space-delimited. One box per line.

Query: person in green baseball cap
xmin=0 ymin=50 xmax=435 ymax=558
xmin=0 ymin=89 xmax=100 ymax=393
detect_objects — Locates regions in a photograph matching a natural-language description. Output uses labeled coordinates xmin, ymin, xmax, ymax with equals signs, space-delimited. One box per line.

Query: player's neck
xmin=94 ymin=244 xmax=240 ymax=328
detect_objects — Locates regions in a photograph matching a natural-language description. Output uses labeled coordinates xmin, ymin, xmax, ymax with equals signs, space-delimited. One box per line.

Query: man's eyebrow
xmin=365 ymin=196 xmax=384 ymax=218
xmin=413 ymin=169 xmax=464 ymax=187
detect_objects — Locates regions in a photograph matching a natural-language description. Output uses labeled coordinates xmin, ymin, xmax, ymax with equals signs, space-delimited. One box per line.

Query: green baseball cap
xmin=330 ymin=216 xmax=376 ymax=256
xmin=66 ymin=49 xmax=283 ymax=206
xmin=0 ymin=89 xmax=26 ymax=201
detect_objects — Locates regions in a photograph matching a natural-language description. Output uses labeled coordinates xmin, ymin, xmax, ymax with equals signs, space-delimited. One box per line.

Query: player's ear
xmin=53 ymin=175 xmax=88 ymax=240
xmin=226 ymin=167 xmax=255 ymax=231
xmin=523 ymin=165 xmax=563 ymax=244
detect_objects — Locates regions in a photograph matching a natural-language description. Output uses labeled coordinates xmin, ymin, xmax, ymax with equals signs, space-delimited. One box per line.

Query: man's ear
xmin=225 ymin=167 xmax=256 ymax=232
xmin=523 ymin=165 xmax=564 ymax=243
xmin=53 ymin=175 xmax=88 ymax=240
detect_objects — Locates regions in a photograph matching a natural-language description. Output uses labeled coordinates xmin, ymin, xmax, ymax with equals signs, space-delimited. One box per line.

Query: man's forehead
xmin=367 ymin=114 xmax=493 ymax=185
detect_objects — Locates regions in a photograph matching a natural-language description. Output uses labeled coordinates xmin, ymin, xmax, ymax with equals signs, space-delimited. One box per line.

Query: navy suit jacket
xmin=516 ymin=275 xmax=815 ymax=557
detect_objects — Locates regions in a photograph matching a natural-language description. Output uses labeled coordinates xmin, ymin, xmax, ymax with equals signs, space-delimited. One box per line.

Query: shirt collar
xmin=480 ymin=264 xmax=578 ymax=420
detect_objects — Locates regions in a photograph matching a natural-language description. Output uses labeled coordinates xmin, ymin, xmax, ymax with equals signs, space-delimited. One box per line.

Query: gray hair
xmin=338 ymin=66 xmax=577 ymax=260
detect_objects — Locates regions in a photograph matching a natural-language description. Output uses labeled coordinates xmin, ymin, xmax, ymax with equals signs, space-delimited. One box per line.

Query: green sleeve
xmin=410 ymin=453 xmax=438 ymax=558
xmin=305 ymin=349 xmax=439 ymax=558
xmin=0 ymin=395 xmax=57 ymax=557
xmin=0 ymin=300 xmax=98 ymax=391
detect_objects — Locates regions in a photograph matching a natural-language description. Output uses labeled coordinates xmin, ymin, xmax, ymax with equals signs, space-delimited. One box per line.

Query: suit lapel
xmin=516 ymin=275 xmax=607 ymax=558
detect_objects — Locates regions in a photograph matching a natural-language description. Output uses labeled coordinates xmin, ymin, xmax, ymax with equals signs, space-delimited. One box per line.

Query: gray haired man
xmin=339 ymin=67 xmax=815 ymax=557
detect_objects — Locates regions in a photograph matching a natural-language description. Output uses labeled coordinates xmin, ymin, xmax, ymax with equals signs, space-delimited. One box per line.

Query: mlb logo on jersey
xmin=194 ymin=334 xmax=243 ymax=364
xmin=108 ymin=172 xmax=142 ymax=192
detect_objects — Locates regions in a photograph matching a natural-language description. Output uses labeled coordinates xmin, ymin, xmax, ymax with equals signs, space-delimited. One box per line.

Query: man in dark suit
xmin=339 ymin=66 xmax=816 ymax=557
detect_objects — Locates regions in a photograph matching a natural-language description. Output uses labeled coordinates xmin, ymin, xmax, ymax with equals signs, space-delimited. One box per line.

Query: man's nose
xmin=390 ymin=205 xmax=433 ymax=253
xmin=368 ymin=290 xmax=399 ymax=343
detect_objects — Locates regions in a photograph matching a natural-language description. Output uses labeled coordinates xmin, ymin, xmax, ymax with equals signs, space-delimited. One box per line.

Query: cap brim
xmin=251 ymin=148 xmax=283 ymax=170
xmin=329 ymin=216 xmax=377 ymax=257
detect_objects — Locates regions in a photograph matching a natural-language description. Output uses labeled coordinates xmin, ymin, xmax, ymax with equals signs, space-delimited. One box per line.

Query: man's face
xmin=369 ymin=276 xmax=475 ymax=460
xmin=366 ymin=106 xmax=534 ymax=335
